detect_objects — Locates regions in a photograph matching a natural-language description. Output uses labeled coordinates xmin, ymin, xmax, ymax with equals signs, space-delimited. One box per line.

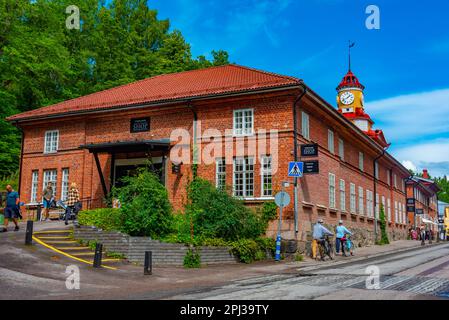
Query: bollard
xmin=25 ymin=220 xmax=34 ymax=245
xmin=144 ymin=251 xmax=152 ymax=275
xmin=36 ymin=205 xmax=42 ymax=222
xmin=93 ymin=243 xmax=103 ymax=268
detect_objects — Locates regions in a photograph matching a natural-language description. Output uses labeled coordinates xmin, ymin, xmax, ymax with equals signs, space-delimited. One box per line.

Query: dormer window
xmin=44 ymin=130 xmax=59 ymax=154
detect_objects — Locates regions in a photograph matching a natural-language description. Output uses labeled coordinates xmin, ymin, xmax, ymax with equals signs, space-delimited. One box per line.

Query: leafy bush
xmin=185 ymin=178 xmax=265 ymax=240
xmin=0 ymin=171 xmax=18 ymax=190
xmin=78 ymin=208 xmax=123 ymax=231
xmin=184 ymin=248 xmax=201 ymax=268
xmin=377 ymin=204 xmax=390 ymax=245
xmin=115 ymin=168 xmax=173 ymax=238
xmin=230 ymin=237 xmax=275 ymax=264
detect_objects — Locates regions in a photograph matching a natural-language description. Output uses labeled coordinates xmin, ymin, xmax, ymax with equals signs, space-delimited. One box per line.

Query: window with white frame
xmin=394 ymin=201 xmax=399 ymax=223
xmin=359 ymin=152 xmax=364 ymax=171
xmin=216 ymin=158 xmax=226 ymax=190
xmin=31 ymin=171 xmax=39 ymax=202
xmin=329 ymin=173 xmax=336 ymax=209
xmin=375 ymin=193 xmax=380 ymax=218
xmin=44 ymin=130 xmax=59 ymax=153
xmin=366 ymin=190 xmax=373 ymax=217
xmin=61 ymin=168 xmax=69 ymax=201
xmin=402 ymin=203 xmax=406 ymax=224
xmin=398 ymin=203 xmax=403 ymax=224
xmin=358 ymin=186 xmax=364 ymax=215
xmin=340 ymin=179 xmax=346 ymax=211
xmin=387 ymin=198 xmax=392 ymax=222
xmin=350 ymin=183 xmax=356 ymax=213
xmin=375 ymin=162 xmax=379 ymax=179
xmin=387 ymin=169 xmax=391 ymax=186
xmin=233 ymin=157 xmax=254 ymax=198
xmin=328 ymin=130 xmax=335 ymax=154
xmin=338 ymin=139 xmax=344 ymax=160
xmin=301 ymin=112 xmax=310 ymax=140
xmin=261 ymin=156 xmax=273 ymax=197
xmin=382 ymin=196 xmax=386 ymax=216
xmin=233 ymin=109 xmax=253 ymax=136
xmin=43 ymin=169 xmax=57 ymax=198
xmin=393 ymin=174 xmax=398 ymax=189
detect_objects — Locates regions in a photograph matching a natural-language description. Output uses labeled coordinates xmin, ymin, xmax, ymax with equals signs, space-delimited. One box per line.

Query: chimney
xmin=422 ymin=169 xmax=430 ymax=179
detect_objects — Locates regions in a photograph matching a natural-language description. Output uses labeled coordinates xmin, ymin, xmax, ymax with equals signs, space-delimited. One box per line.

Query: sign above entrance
xmin=130 ymin=118 xmax=150 ymax=133
xmin=301 ymin=144 xmax=319 ymax=157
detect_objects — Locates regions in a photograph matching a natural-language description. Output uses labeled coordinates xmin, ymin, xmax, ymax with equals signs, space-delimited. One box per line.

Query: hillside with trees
xmin=0 ymin=0 xmax=229 ymax=178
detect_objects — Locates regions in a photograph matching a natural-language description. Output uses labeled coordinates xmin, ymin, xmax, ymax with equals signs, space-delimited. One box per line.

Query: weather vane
xmin=348 ymin=41 xmax=355 ymax=71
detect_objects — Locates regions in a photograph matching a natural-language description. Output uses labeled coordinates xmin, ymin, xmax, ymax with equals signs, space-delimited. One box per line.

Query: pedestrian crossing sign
xmin=288 ymin=162 xmax=304 ymax=178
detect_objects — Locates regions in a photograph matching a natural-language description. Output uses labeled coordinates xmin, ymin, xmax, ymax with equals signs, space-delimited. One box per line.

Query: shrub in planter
xmin=115 ymin=168 xmax=173 ymax=238
xmin=186 ymin=178 xmax=265 ymax=241
xmin=184 ymin=248 xmax=201 ymax=268
xmin=78 ymin=208 xmax=123 ymax=231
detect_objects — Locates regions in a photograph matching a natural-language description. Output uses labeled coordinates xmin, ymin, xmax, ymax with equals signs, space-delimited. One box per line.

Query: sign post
xmin=274 ymin=183 xmax=291 ymax=262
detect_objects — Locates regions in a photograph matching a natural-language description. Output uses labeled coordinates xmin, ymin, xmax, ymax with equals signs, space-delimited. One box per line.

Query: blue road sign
xmin=288 ymin=162 xmax=304 ymax=178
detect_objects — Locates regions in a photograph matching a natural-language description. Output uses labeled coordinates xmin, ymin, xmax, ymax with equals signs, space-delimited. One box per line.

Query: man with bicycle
xmin=312 ymin=219 xmax=334 ymax=260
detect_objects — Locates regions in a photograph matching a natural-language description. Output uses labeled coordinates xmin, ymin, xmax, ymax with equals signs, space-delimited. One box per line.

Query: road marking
xmin=32 ymin=236 xmax=117 ymax=270
xmin=38 ymin=236 xmax=72 ymax=240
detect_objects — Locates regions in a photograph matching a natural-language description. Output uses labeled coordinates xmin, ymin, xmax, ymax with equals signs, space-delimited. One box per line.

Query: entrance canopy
xmin=80 ymin=139 xmax=171 ymax=154
xmin=79 ymin=139 xmax=171 ymax=197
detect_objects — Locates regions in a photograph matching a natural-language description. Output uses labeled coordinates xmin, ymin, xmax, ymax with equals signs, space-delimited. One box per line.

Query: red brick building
xmin=7 ymin=64 xmax=411 ymax=245
xmin=406 ymin=170 xmax=439 ymax=232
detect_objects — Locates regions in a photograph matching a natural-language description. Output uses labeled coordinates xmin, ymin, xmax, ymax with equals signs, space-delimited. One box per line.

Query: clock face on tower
xmin=340 ymin=91 xmax=355 ymax=105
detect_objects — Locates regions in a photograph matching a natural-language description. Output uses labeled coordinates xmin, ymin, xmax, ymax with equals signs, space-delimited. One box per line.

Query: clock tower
xmin=336 ymin=47 xmax=389 ymax=148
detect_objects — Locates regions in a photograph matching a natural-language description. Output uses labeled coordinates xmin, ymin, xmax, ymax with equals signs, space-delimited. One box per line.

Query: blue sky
xmin=149 ymin=0 xmax=449 ymax=177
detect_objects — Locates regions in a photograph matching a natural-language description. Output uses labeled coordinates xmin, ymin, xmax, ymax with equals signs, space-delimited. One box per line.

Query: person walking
xmin=42 ymin=182 xmax=54 ymax=221
xmin=420 ymin=224 xmax=426 ymax=246
xmin=312 ymin=219 xmax=334 ymax=260
xmin=65 ymin=183 xmax=80 ymax=226
xmin=336 ymin=220 xmax=352 ymax=256
xmin=2 ymin=185 xmax=20 ymax=232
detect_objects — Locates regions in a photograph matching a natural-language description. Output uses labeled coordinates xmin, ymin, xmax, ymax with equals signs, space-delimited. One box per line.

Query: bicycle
xmin=318 ymin=235 xmax=335 ymax=261
xmin=341 ymin=234 xmax=354 ymax=257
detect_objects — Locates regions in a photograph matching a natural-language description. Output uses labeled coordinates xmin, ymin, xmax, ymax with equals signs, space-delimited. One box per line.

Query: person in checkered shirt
xmin=65 ymin=183 xmax=80 ymax=226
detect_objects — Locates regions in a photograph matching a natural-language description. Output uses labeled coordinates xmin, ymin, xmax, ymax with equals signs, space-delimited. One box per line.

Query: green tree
xmin=0 ymin=0 xmax=230 ymax=177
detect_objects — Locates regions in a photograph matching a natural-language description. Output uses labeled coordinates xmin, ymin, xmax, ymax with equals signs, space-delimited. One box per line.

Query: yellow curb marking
xmin=32 ymin=236 xmax=117 ymax=270
xmin=35 ymin=230 xmax=72 ymax=235
xmin=56 ymin=247 xmax=90 ymax=250
xmin=38 ymin=236 xmax=71 ymax=240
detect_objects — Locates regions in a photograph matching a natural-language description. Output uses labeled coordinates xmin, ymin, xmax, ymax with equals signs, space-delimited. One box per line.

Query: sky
xmin=148 ymin=0 xmax=449 ymax=177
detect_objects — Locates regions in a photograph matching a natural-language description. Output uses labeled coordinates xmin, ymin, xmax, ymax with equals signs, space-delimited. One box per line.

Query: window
xmin=398 ymin=203 xmax=402 ymax=224
xmin=382 ymin=196 xmax=386 ymax=216
xmin=387 ymin=169 xmax=391 ymax=186
xmin=261 ymin=156 xmax=273 ymax=197
xmin=43 ymin=170 xmax=57 ymax=198
xmin=61 ymin=169 xmax=69 ymax=201
xmin=350 ymin=183 xmax=356 ymax=213
xmin=44 ymin=130 xmax=59 ymax=153
xmin=233 ymin=109 xmax=253 ymax=136
xmin=339 ymin=179 xmax=346 ymax=211
xmin=394 ymin=201 xmax=399 ymax=223
xmin=216 ymin=159 xmax=226 ymax=190
xmin=375 ymin=162 xmax=379 ymax=179
xmin=387 ymin=198 xmax=392 ymax=222
xmin=328 ymin=130 xmax=335 ymax=154
xmin=31 ymin=171 xmax=39 ymax=202
xmin=366 ymin=190 xmax=373 ymax=217
xmin=359 ymin=152 xmax=364 ymax=171
xmin=376 ymin=193 xmax=380 ymax=219
xmin=329 ymin=173 xmax=336 ymax=209
xmin=393 ymin=174 xmax=398 ymax=189
xmin=233 ymin=157 xmax=254 ymax=198
xmin=403 ymin=204 xmax=406 ymax=224
xmin=301 ymin=112 xmax=310 ymax=140
xmin=338 ymin=139 xmax=345 ymax=160
xmin=358 ymin=187 xmax=364 ymax=215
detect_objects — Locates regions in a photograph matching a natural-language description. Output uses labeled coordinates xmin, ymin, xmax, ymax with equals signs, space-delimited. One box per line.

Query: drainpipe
xmin=18 ymin=126 xmax=24 ymax=195
xmin=373 ymin=145 xmax=390 ymax=242
xmin=293 ymin=83 xmax=308 ymax=235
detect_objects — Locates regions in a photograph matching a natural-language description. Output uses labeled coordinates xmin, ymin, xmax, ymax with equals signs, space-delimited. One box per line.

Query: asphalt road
xmin=170 ymin=243 xmax=449 ymax=300
xmin=1 ymin=222 xmax=449 ymax=300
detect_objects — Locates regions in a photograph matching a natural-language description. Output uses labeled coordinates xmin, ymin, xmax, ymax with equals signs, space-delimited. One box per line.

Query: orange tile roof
xmin=7 ymin=64 xmax=301 ymax=122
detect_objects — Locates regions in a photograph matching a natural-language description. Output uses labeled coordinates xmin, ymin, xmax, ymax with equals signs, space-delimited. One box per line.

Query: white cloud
xmin=392 ymin=139 xmax=449 ymax=177
xmin=401 ymin=160 xmax=417 ymax=173
xmin=366 ymin=88 xmax=449 ymax=142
